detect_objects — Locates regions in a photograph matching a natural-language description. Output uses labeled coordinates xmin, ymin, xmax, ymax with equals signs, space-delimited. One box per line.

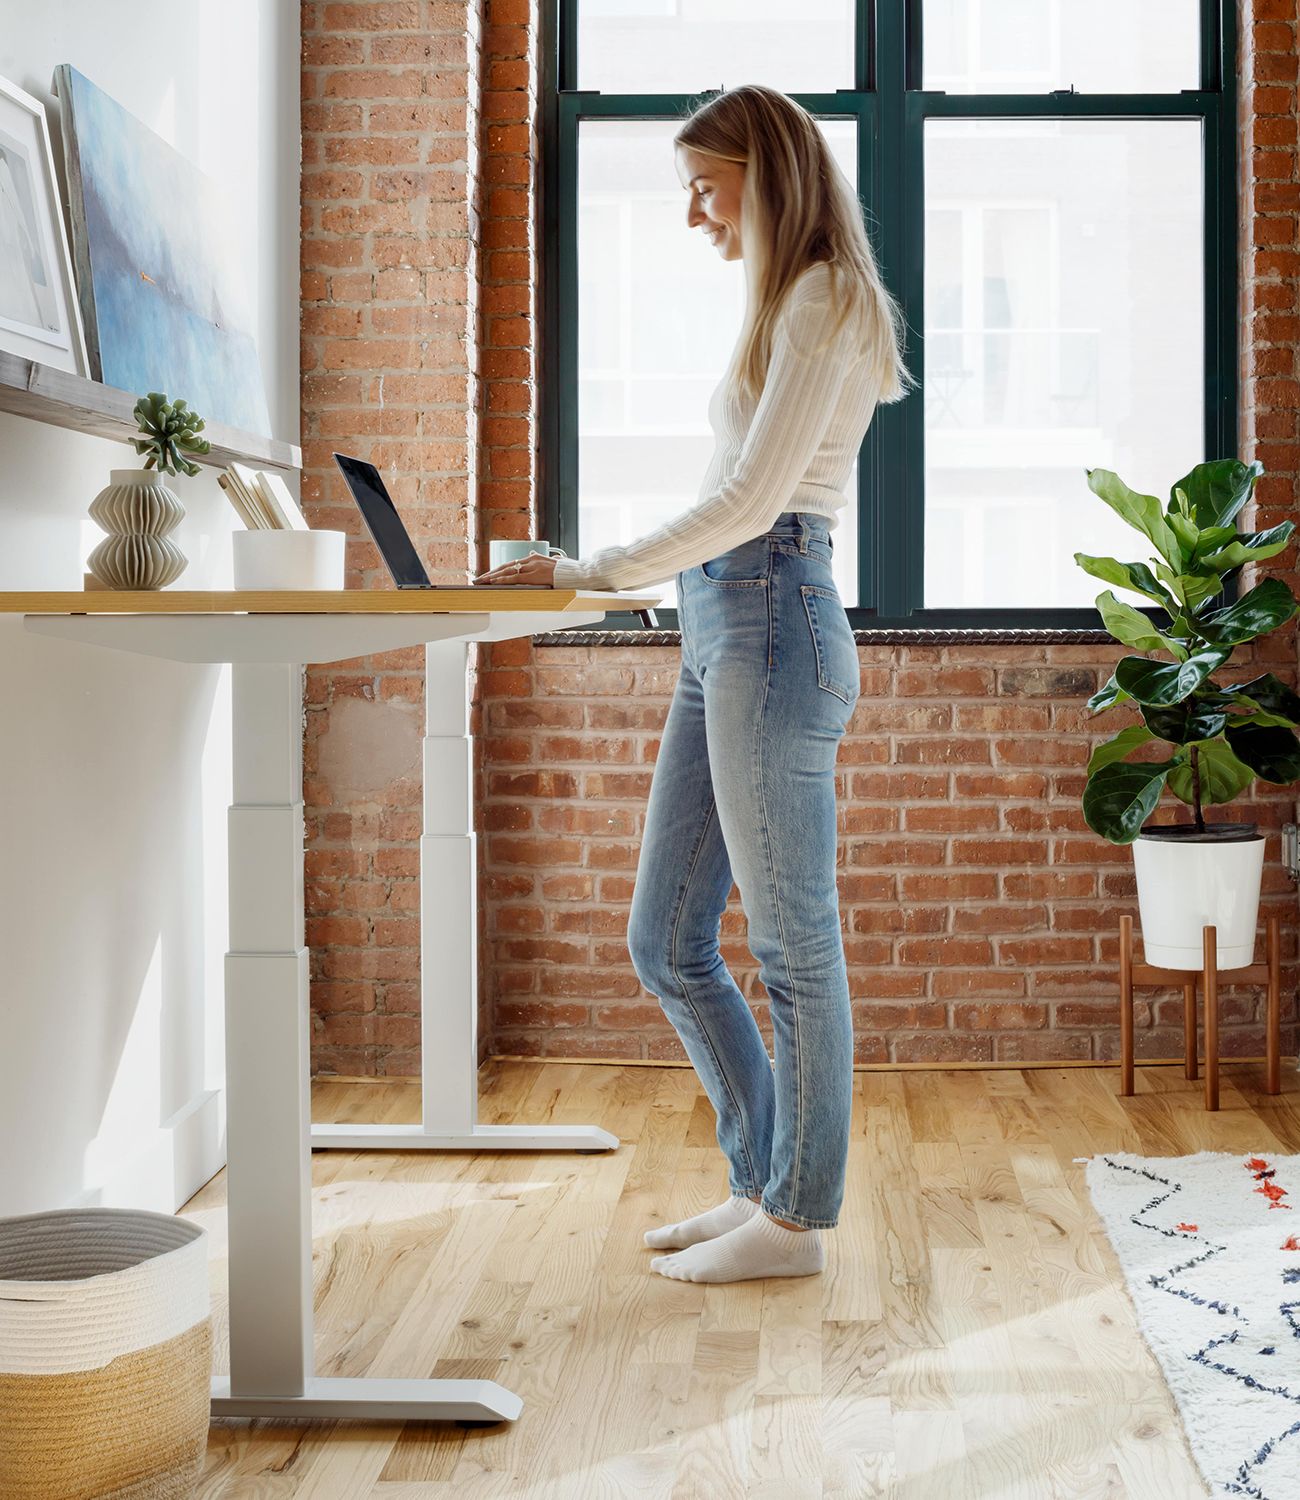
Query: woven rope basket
xmin=0 ymin=1207 xmax=211 ymax=1499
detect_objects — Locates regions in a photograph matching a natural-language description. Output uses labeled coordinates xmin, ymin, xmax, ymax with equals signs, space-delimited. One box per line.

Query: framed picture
xmin=53 ymin=64 xmax=271 ymax=435
xmin=0 ymin=74 xmax=88 ymax=375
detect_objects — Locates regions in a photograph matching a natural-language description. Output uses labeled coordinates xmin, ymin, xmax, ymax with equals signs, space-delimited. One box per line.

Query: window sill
xmin=531 ymin=627 xmax=1117 ymax=646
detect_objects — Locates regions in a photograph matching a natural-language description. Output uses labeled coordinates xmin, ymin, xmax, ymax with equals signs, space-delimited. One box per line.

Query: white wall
xmin=0 ymin=2 xmax=300 ymax=1214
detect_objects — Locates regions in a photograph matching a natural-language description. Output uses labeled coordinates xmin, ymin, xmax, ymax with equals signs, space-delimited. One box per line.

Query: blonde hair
xmin=674 ymin=84 xmax=916 ymax=408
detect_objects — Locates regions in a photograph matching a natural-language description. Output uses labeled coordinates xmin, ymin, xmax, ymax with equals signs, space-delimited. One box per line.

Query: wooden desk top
xmin=0 ymin=587 xmax=662 ymax=615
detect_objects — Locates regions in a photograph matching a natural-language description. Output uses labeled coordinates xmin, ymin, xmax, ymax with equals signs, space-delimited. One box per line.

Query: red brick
xmin=322 ymin=68 xmax=425 ymax=99
xmin=303 ymin=34 xmax=366 ymax=65
xmin=323 ymin=2 xmax=420 ymax=28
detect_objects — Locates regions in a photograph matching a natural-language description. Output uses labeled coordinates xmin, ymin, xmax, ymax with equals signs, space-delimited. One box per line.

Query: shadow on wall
xmin=0 ymin=611 xmax=228 ymax=1216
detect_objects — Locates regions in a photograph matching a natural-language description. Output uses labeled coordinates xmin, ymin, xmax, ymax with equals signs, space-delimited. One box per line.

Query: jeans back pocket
xmin=800 ymin=584 xmax=859 ymax=705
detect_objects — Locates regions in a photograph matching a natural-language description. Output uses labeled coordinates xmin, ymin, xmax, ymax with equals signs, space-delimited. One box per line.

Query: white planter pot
xmin=232 ymin=528 xmax=346 ymax=590
xmin=1132 ymin=830 xmax=1267 ymax=969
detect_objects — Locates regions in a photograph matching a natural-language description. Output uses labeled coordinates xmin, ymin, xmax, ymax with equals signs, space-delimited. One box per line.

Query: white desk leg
xmin=214 ymin=661 xmax=522 ymax=1423
xmin=220 ymin=662 xmax=313 ymax=1402
xmin=311 ymin=636 xmax=618 ymax=1154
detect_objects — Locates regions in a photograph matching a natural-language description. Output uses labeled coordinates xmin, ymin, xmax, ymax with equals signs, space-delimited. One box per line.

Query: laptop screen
xmin=333 ymin=453 xmax=432 ymax=588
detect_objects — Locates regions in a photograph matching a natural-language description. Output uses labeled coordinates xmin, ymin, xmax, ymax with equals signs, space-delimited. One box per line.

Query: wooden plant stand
xmin=1118 ymin=912 xmax=1282 ymax=1111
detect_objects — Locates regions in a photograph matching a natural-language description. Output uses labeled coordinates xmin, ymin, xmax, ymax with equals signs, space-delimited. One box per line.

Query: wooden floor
xmin=183 ymin=1056 xmax=1300 ymax=1499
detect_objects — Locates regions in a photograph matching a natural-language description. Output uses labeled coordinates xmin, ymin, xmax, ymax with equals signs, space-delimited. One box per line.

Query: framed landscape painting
xmin=0 ymin=74 xmax=88 ymax=375
xmin=53 ymin=64 xmax=271 ymax=435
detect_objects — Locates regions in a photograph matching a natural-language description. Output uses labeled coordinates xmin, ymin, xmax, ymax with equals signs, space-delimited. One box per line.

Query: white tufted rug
xmin=1086 ymin=1149 xmax=1300 ymax=1498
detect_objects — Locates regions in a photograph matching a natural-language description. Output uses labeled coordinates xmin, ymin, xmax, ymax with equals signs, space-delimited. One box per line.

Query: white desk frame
xmin=309 ymin=631 xmax=620 ymax=1157
xmin=19 ymin=592 xmax=657 ymax=1423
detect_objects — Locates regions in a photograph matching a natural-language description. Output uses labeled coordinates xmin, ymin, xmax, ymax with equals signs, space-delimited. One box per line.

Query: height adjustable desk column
xmin=9 ymin=585 xmax=660 ymax=1421
xmin=311 ymin=629 xmax=618 ymax=1153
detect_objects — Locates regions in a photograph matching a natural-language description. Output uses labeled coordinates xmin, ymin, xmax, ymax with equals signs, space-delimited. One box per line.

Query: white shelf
xmin=0 ymin=352 xmax=301 ymax=472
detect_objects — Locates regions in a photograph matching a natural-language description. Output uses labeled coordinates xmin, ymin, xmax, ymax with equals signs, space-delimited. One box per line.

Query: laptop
xmin=333 ymin=450 xmax=660 ymax=625
xmin=333 ymin=452 xmax=435 ymax=588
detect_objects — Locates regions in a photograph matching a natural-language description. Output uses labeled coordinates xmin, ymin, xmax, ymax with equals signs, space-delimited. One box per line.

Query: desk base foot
xmin=210 ymin=1375 xmax=523 ymax=1422
xmin=308 ymin=1121 xmax=620 ymax=1152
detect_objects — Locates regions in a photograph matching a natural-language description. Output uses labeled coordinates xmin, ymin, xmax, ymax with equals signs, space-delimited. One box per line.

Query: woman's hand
xmin=472 ymin=551 xmax=559 ymax=587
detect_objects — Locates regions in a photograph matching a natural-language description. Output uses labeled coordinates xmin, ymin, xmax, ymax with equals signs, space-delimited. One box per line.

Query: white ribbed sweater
xmin=551 ymin=261 xmax=881 ymax=593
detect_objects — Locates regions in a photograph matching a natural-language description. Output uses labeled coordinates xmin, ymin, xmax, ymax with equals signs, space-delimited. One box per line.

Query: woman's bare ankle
xmin=764 ymin=1212 xmax=807 ymax=1231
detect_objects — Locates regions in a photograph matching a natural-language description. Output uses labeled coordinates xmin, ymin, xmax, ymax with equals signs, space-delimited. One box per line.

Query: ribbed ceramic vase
xmin=86 ymin=469 xmax=188 ymax=590
xmin=0 ymin=1206 xmax=211 ymax=1499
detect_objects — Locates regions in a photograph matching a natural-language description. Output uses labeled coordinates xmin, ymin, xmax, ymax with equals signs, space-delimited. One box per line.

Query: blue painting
xmin=53 ymin=65 xmax=271 ymax=435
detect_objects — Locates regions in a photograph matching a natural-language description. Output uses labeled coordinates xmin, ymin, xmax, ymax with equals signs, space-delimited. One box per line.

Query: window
xmin=539 ymin=0 xmax=1237 ymax=631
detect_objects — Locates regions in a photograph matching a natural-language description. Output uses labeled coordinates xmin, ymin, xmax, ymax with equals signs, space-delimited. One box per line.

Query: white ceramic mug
xmin=488 ymin=539 xmax=568 ymax=569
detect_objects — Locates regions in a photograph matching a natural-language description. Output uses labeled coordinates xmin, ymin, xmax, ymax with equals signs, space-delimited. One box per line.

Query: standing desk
xmin=1 ymin=585 xmax=662 ymax=1422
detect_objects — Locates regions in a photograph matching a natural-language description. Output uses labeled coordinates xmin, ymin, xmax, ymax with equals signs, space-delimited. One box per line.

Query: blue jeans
xmin=627 ymin=512 xmax=860 ymax=1229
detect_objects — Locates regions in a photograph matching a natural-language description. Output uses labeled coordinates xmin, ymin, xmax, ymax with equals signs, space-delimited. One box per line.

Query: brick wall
xmin=299 ymin=0 xmax=493 ymax=1074
xmin=301 ymin=0 xmax=1300 ymax=1077
xmin=482 ymin=644 xmax=1299 ymax=1066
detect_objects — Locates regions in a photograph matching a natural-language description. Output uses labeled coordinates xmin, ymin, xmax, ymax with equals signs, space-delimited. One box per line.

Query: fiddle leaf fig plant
xmin=131 ymin=391 xmax=212 ymax=477
xmin=1074 ymin=458 xmax=1300 ymax=844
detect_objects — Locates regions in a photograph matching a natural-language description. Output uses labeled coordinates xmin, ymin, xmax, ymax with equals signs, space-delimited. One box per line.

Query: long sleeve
xmin=551 ymin=285 xmax=873 ymax=593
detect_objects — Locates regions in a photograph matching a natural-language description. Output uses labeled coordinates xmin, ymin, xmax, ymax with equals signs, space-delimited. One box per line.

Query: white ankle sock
xmin=650 ymin=1209 xmax=825 ymax=1283
xmin=643 ymin=1193 xmax=758 ymax=1250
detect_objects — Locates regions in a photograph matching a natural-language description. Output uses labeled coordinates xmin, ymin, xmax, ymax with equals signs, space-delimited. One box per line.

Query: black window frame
xmin=537 ymin=0 xmax=1239 ymax=636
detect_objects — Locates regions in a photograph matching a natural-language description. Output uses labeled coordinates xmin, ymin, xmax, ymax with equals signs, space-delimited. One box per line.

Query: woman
xmin=476 ymin=85 xmax=913 ymax=1283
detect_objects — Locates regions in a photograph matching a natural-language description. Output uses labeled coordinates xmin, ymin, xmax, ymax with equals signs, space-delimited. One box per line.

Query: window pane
xmin=922 ymin=119 xmax=1203 ymax=611
xmin=578 ymin=0 xmax=855 ymax=94
xmin=922 ymin=0 xmax=1200 ymax=94
xmin=577 ymin=118 xmax=861 ymax=609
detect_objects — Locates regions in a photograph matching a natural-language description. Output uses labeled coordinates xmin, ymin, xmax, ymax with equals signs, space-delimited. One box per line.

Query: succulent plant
xmin=131 ymin=391 xmax=212 ymax=477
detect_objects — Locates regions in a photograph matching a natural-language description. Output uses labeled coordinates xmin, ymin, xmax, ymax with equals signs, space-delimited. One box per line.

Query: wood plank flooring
xmin=184 ymin=1057 xmax=1300 ymax=1498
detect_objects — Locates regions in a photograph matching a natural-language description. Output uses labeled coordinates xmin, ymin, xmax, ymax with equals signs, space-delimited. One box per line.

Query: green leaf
xmin=1169 ymin=458 xmax=1263 ymax=530
xmin=1113 ymin=646 xmax=1232 ymax=707
xmin=1167 ymin=510 xmax=1201 ymax=562
xmin=1085 ymin=723 xmax=1156 ymax=776
xmin=1139 ymin=699 xmax=1229 ymax=744
xmin=1151 ymin=561 xmax=1225 ymax=613
xmin=1165 ymin=738 xmax=1257 ymax=805
xmin=1195 ymin=576 xmax=1299 ymax=647
xmin=1074 ymin=553 xmax=1178 ymax=611
xmin=1220 ymin=671 xmax=1300 ymax=726
xmin=1182 ymin=575 xmax=1228 ymax=612
xmin=1198 ymin=521 xmax=1295 ymax=573
xmin=1223 ymin=722 xmax=1300 ymax=784
xmin=1165 ymin=611 xmax=1202 ymax=640
xmin=1086 ymin=468 xmax=1183 ymax=570
xmin=1095 ymin=590 xmax=1186 ymax=657
xmin=1086 ymin=671 xmax=1133 ymax=712
xmin=1189 ymin=523 xmax=1239 ymax=561
xmin=1224 ymin=710 xmax=1300 ymax=732
xmin=1082 ymin=758 xmax=1177 ymax=844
